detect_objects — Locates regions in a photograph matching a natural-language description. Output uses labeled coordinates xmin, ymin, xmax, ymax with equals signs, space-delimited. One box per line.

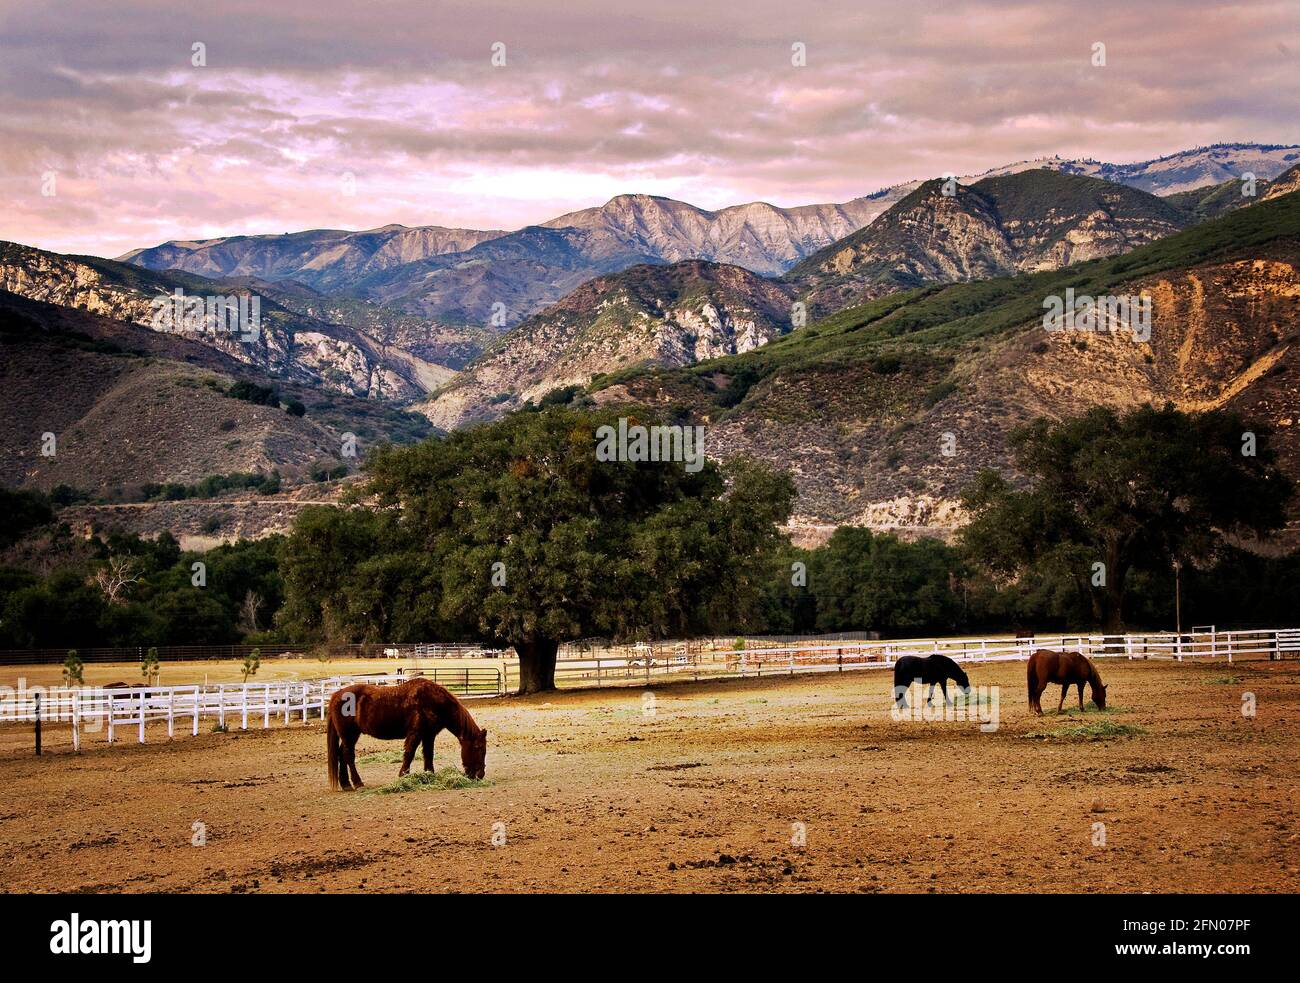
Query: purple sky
xmin=3 ymin=0 xmax=1298 ymax=257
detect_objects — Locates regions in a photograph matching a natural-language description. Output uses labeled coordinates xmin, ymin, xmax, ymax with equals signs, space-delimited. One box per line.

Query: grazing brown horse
xmin=1027 ymin=649 xmax=1107 ymax=715
xmin=326 ymin=678 xmax=487 ymax=790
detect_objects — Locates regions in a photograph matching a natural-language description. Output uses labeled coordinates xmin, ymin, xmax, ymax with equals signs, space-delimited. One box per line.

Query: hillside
xmin=974 ymin=143 xmax=1300 ymax=195
xmin=588 ymin=187 xmax=1300 ymax=544
xmin=785 ymin=171 xmax=1189 ymax=316
xmin=537 ymin=192 xmax=905 ymax=276
xmin=0 ymin=290 xmax=434 ymax=499
xmin=0 ymin=242 xmax=451 ymax=401
xmin=416 ymin=261 xmax=794 ymax=430
xmin=118 ymin=224 xmax=505 ymax=292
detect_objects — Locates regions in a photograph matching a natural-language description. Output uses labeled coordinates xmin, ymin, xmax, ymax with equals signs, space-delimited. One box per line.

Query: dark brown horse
xmin=326 ymin=678 xmax=487 ymax=790
xmin=1027 ymin=649 xmax=1107 ymax=715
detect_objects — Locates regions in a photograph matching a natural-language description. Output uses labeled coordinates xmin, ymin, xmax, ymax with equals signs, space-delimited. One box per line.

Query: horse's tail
xmin=326 ymin=708 xmax=340 ymax=790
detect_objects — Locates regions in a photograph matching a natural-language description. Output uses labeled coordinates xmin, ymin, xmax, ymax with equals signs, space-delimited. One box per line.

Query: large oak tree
xmin=281 ymin=407 xmax=795 ymax=693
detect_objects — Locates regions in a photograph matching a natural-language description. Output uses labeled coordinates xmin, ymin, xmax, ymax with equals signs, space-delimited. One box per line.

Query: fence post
xmin=108 ymin=694 xmax=115 ymax=744
xmin=167 ymin=689 xmax=174 ymax=739
xmin=241 ymin=687 xmax=248 ymax=730
xmin=283 ymin=685 xmax=290 ymax=725
xmin=34 ymin=692 xmax=41 ymax=756
xmin=138 ymin=689 xmax=145 ymax=743
xmin=192 ymin=688 xmax=199 ymax=736
xmin=72 ymin=690 xmax=80 ymax=752
xmin=263 ymin=684 xmax=270 ymax=729
xmin=302 ymin=683 xmax=309 ymax=723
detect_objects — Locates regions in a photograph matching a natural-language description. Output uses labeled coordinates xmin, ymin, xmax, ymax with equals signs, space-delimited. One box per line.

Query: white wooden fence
xmin=540 ymin=627 xmax=1298 ymax=687
xmin=2 ymin=629 xmax=1293 ymax=749
xmin=0 ymin=667 xmax=503 ymax=749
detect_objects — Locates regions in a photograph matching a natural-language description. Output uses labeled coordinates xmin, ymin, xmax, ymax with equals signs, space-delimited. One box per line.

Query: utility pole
xmin=1173 ymin=558 xmax=1183 ymax=660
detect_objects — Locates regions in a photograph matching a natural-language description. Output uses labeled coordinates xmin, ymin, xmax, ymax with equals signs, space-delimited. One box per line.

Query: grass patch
xmin=1025 ymin=720 xmax=1145 ymax=741
xmin=363 ymin=768 xmax=491 ymax=795
xmin=358 ymin=749 xmax=404 ymax=765
xmin=1205 ymin=675 xmax=1242 ymax=685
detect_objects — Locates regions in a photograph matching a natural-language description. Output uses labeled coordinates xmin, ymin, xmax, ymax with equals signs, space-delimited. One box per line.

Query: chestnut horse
xmin=326 ymin=677 xmax=488 ymax=790
xmin=1027 ymin=649 xmax=1107 ymax=715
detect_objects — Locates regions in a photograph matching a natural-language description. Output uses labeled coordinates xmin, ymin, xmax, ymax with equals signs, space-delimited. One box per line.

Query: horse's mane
xmin=1086 ymin=656 xmax=1104 ymax=689
xmin=449 ymin=698 xmax=481 ymax=741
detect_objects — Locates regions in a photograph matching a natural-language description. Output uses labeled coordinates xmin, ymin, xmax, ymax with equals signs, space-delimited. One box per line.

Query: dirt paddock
xmin=1 ymin=658 xmax=1297 ymax=893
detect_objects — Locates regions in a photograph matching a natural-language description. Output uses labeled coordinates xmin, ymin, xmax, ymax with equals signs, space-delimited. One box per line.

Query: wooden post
xmin=241 ymin=686 xmax=248 ymax=730
xmin=108 ymin=693 xmax=115 ymax=744
xmin=283 ymin=685 xmax=290 ymax=725
xmin=71 ymin=690 xmax=80 ymax=753
xmin=167 ymin=689 xmax=175 ymax=739
xmin=263 ymin=684 xmax=270 ymax=729
xmin=138 ymin=689 xmax=145 ymax=743
xmin=34 ymin=692 xmax=41 ymax=756
xmin=192 ymin=687 xmax=199 ymax=736
xmin=302 ymin=683 xmax=309 ymax=723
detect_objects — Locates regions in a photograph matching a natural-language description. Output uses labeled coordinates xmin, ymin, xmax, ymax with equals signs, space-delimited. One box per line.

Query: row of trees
xmin=3 ymin=402 xmax=1294 ymax=692
xmin=0 ymin=528 xmax=283 ymax=649
xmin=273 ymin=403 xmax=1294 ymax=692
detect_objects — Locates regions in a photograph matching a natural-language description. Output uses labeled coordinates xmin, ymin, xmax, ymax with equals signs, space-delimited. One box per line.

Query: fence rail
xmin=3 ymin=629 xmax=1293 ymax=752
xmin=0 ymin=666 xmax=504 ymax=749
xmin=529 ymin=627 xmax=1296 ymax=689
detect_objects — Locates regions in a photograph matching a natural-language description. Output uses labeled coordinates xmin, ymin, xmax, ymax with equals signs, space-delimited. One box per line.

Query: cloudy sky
xmin=2 ymin=0 xmax=1297 ymax=257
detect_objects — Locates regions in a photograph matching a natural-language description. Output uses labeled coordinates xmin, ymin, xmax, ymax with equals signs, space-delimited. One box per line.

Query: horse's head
xmin=1093 ymin=683 xmax=1108 ymax=711
xmin=953 ymin=665 xmax=972 ymax=696
xmin=462 ymin=728 xmax=488 ymax=780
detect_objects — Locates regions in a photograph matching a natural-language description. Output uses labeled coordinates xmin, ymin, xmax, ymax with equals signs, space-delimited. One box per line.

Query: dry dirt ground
xmin=1 ymin=658 xmax=1297 ymax=894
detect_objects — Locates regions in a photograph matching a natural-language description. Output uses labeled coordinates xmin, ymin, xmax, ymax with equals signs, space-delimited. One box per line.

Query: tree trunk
xmin=1102 ymin=574 xmax=1126 ymax=636
xmin=515 ymin=638 xmax=560 ymax=695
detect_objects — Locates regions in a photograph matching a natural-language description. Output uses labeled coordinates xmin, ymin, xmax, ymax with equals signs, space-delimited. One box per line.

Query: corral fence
xmin=534 ymin=627 xmax=1299 ymax=689
xmin=0 ymin=666 xmax=504 ymax=751
xmin=3 ymin=628 xmax=1295 ymax=753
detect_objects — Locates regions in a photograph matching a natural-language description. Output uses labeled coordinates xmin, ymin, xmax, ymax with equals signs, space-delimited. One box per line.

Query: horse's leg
xmin=940 ymin=680 xmax=951 ymax=708
xmin=1057 ymin=684 xmax=1068 ymax=713
xmin=335 ymin=719 xmax=353 ymax=791
xmin=398 ymin=731 xmax=420 ymax=777
xmin=926 ymin=682 xmax=936 ymax=706
xmin=345 ymin=732 xmax=363 ymax=788
xmin=421 ymin=731 xmax=434 ymax=772
xmin=1078 ymin=682 xmax=1086 ymax=713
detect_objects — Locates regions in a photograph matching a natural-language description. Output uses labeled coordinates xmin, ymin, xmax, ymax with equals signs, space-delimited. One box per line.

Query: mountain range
xmin=4 ymin=142 xmax=1299 ymax=546
xmin=120 ymin=144 xmax=1300 ymax=335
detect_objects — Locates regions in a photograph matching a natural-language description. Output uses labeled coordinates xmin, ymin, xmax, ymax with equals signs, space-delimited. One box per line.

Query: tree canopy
xmin=279 ymin=408 xmax=796 ymax=691
xmin=959 ymin=403 xmax=1293 ymax=632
